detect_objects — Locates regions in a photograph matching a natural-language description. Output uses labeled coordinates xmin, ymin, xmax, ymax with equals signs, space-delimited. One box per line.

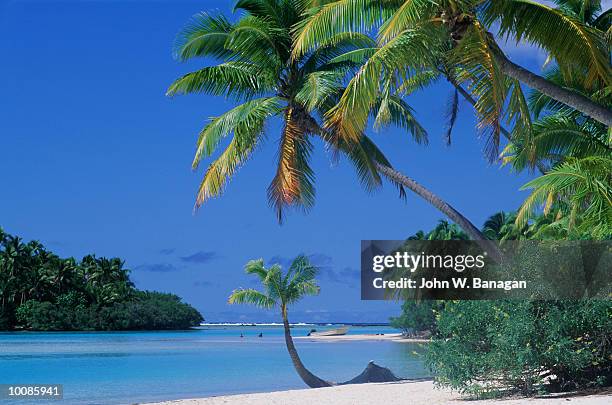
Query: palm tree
xmin=167 ymin=0 xmax=500 ymax=257
xmin=408 ymin=219 xmax=468 ymax=240
xmin=228 ymin=256 xmax=332 ymax=388
xmin=516 ymin=156 xmax=611 ymax=239
xmin=293 ymin=0 xmax=612 ymax=133
xmin=167 ymin=0 xmax=420 ymax=222
xmin=499 ymin=32 xmax=611 ymax=240
xmin=82 ymin=256 xmax=134 ymax=305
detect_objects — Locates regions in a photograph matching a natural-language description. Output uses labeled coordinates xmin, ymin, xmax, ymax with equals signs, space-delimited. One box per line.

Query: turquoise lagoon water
xmin=0 ymin=325 xmax=429 ymax=404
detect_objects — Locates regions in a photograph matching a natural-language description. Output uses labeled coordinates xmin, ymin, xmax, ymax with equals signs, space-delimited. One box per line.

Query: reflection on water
xmin=0 ymin=326 xmax=429 ymax=404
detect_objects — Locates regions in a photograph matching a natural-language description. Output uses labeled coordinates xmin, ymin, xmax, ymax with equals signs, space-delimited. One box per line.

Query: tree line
xmin=0 ymin=228 xmax=203 ymax=331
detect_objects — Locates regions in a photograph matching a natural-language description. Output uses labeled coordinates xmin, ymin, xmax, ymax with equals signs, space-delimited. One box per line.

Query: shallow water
xmin=0 ymin=326 xmax=429 ymax=404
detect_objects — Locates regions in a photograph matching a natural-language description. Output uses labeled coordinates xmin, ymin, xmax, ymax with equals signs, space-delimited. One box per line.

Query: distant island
xmin=0 ymin=228 xmax=203 ymax=331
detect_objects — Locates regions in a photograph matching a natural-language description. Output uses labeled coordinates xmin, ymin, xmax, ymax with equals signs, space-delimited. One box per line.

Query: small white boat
xmin=309 ymin=326 xmax=349 ymax=336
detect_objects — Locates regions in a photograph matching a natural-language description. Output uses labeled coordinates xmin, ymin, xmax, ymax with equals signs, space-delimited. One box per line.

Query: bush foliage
xmin=393 ymin=215 xmax=612 ymax=396
xmin=427 ymin=300 xmax=611 ymax=396
xmin=389 ymin=301 xmax=442 ymax=336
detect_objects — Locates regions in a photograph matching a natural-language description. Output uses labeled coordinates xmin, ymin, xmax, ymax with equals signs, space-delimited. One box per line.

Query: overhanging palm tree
xmin=167 ymin=0 xmax=500 ymax=256
xmin=228 ymin=256 xmax=332 ymax=388
xmin=293 ymin=0 xmax=612 ymax=132
xmin=167 ymin=0 xmax=424 ymax=222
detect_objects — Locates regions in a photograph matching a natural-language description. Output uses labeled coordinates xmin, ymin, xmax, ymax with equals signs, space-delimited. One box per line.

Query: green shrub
xmin=427 ymin=300 xmax=612 ymax=396
xmin=390 ymin=301 xmax=442 ymax=335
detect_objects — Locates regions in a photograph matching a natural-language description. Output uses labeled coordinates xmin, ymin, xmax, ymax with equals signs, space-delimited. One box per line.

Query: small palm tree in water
xmin=228 ymin=255 xmax=332 ymax=388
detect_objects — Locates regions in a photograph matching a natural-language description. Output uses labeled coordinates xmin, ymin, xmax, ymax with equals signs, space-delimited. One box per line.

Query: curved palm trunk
xmin=493 ymin=52 xmax=612 ymax=127
xmin=281 ymin=306 xmax=333 ymax=388
xmin=374 ymin=162 xmax=503 ymax=262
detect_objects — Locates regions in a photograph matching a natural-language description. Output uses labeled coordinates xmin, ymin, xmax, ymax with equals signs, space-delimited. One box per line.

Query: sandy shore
xmin=147 ymin=381 xmax=611 ymax=405
xmin=294 ymin=333 xmax=429 ymax=343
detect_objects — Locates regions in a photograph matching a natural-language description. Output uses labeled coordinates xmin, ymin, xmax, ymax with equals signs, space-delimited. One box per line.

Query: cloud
xmin=159 ymin=248 xmax=175 ymax=255
xmin=338 ymin=267 xmax=360 ymax=280
xmin=180 ymin=251 xmax=219 ymax=263
xmin=308 ymin=253 xmax=333 ymax=267
xmin=134 ymin=263 xmax=178 ymax=273
xmin=317 ymin=266 xmax=359 ymax=286
xmin=193 ymin=281 xmax=213 ymax=287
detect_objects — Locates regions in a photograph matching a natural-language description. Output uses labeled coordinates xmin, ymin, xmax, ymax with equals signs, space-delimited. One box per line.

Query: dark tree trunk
xmin=281 ymin=306 xmax=333 ymax=388
xmin=374 ymin=162 xmax=503 ymax=262
xmin=494 ymin=52 xmax=612 ymax=126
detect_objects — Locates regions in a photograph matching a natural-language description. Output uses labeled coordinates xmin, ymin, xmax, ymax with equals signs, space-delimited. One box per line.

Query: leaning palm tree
xmin=167 ymin=0 xmax=500 ymax=255
xmin=167 ymin=0 xmax=423 ymax=222
xmin=229 ymin=256 xmax=332 ymax=388
xmin=293 ymin=0 xmax=612 ymax=136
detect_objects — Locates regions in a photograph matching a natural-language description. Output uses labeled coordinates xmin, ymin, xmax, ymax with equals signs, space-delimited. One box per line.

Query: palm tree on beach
xmin=228 ymin=256 xmax=332 ymax=388
xmin=167 ymin=0 xmax=500 ymax=256
xmin=293 ymin=0 xmax=611 ymax=132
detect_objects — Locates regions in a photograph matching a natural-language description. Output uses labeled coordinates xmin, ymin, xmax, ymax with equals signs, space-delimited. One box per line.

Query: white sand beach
xmin=295 ymin=333 xmax=429 ymax=343
xmin=148 ymin=381 xmax=611 ymax=405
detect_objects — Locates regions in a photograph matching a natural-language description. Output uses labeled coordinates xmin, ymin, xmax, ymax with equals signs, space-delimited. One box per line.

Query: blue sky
xmin=1 ymin=0 xmax=543 ymax=322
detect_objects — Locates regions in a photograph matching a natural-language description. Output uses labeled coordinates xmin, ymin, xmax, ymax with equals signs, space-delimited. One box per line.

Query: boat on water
xmin=308 ymin=326 xmax=349 ymax=336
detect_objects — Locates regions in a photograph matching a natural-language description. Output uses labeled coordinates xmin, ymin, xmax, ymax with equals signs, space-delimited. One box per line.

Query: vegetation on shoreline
xmin=429 ymin=299 xmax=611 ymax=396
xmin=392 ymin=216 xmax=611 ymax=396
xmin=0 ymin=228 xmax=203 ymax=331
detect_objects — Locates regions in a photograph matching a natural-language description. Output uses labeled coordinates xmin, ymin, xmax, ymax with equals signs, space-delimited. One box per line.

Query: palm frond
xmin=373 ymin=95 xmax=428 ymax=143
xmin=396 ymin=69 xmax=441 ymax=96
xmin=303 ymin=32 xmax=377 ymax=70
xmin=377 ymin=0 xmax=436 ymax=43
xmin=481 ymin=0 xmax=612 ymax=87
xmin=516 ymin=156 xmax=612 ymax=238
xmin=244 ymin=259 xmax=268 ymax=281
xmin=234 ymin=0 xmax=287 ymax=25
xmin=290 ymin=254 xmax=318 ymax=277
xmin=295 ymin=70 xmax=345 ymax=111
xmin=292 ymin=0 xmax=401 ymax=58
xmin=326 ymin=47 xmax=378 ymax=65
xmin=173 ymin=12 xmax=233 ymax=61
xmin=263 ymin=265 xmax=284 ymax=301
xmin=193 ymin=97 xmax=285 ymax=170
xmin=450 ymin=24 xmax=507 ymax=160
xmin=227 ymin=15 xmax=288 ymax=66
xmin=194 ymin=97 xmax=284 ymax=208
xmin=343 ymin=134 xmax=408 ymax=199
xmin=325 ymin=27 xmax=439 ymax=143
xmin=443 ymin=88 xmax=459 ymax=146
xmin=290 ymin=280 xmax=320 ymax=302
xmin=505 ymin=77 xmax=533 ymax=145
xmin=166 ymin=62 xmax=276 ymax=99
xmin=268 ymin=107 xmax=316 ymax=223
xmin=504 ymin=113 xmax=611 ymax=172
xmin=228 ymin=288 xmax=277 ymax=308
